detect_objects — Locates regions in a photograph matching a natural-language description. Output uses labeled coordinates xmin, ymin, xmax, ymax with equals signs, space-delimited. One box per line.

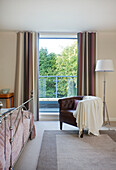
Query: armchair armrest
xmin=58 ymin=96 xmax=83 ymax=111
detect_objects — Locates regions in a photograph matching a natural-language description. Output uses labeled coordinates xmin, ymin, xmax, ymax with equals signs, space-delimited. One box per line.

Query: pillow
xmin=73 ymin=100 xmax=80 ymax=110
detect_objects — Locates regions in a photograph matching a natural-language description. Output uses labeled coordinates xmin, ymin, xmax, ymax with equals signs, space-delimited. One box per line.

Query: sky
xmin=39 ymin=39 xmax=76 ymax=54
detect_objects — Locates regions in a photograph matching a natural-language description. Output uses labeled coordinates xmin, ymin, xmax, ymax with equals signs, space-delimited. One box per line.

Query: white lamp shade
xmin=95 ymin=60 xmax=114 ymax=72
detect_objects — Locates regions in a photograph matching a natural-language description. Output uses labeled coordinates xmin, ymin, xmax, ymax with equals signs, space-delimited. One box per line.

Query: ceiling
xmin=0 ymin=0 xmax=116 ymax=32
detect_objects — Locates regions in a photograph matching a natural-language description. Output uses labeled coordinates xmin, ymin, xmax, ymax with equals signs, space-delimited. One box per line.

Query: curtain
xmin=77 ymin=32 xmax=96 ymax=96
xmin=14 ymin=32 xmax=39 ymax=120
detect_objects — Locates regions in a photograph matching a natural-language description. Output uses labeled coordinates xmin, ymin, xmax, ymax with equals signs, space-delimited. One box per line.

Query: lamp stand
xmin=103 ymin=72 xmax=110 ymax=126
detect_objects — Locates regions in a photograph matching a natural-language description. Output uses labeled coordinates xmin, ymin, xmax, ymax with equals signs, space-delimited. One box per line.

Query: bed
xmin=0 ymin=98 xmax=35 ymax=170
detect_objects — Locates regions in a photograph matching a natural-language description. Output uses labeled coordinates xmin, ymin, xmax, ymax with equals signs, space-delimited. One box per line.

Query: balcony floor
xmin=39 ymin=108 xmax=59 ymax=112
xmin=39 ymin=108 xmax=59 ymax=121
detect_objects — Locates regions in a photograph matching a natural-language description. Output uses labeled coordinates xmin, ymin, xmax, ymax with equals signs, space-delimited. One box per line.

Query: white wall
xmin=0 ymin=32 xmax=16 ymax=107
xmin=96 ymin=32 xmax=116 ymax=121
xmin=0 ymin=32 xmax=16 ymax=92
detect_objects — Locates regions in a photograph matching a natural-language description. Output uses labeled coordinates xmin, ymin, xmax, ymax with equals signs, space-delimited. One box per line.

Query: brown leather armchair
xmin=58 ymin=96 xmax=84 ymax=130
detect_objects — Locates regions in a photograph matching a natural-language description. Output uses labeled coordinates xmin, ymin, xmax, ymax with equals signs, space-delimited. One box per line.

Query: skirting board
xmin=39 ymin=114 xmax=116 ymax=121
xmin=108 ymin=117 xmax=116 ymax=121
xmin=39 ymin=114 xmax=59 ymax=121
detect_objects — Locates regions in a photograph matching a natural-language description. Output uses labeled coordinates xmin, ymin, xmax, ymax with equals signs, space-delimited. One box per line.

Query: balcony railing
xmin=39 ymin=76 xmax=77 ymax=98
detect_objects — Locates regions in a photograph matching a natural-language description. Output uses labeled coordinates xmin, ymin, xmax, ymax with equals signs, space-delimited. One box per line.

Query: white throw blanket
xmin=73 ymin=96 xmax=103 ymax=136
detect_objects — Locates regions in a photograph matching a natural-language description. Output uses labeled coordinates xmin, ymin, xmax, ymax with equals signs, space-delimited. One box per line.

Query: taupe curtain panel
xmin=77 ymin=32 xmax=96 ymax=96
xmin=14 ymin=32 xmax=39 ymax=120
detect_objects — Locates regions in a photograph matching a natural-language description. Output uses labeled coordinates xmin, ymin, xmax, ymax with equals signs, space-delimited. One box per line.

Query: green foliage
xmin=39 ymin=41 xmax=77 ymax=98
xmin=39 ymin=48 xmax=57 ymax=76
xmin=56 ymin=41 xmax=77 ymax=76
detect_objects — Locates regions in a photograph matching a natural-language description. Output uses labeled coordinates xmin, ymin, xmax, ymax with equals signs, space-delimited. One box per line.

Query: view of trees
xmin=39 ymin=41 xmax=77 ymax=98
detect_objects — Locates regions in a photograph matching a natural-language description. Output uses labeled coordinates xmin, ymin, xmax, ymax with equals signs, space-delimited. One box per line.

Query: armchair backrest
xmin=58 ymin=96 xmax=83 ymax=110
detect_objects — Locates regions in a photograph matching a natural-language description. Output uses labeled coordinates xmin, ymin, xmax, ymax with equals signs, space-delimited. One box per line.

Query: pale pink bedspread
xmin=0 ymin=110 xmax=35 ymax=170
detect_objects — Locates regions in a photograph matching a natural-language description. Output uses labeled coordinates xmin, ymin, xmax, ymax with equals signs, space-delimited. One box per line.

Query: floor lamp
xmin=95 ymin=60 xmax=114 ymax=125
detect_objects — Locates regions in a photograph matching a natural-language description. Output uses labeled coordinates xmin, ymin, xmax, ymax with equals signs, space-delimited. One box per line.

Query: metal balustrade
xmin=39 ymin=75 xmax=77 ymax=98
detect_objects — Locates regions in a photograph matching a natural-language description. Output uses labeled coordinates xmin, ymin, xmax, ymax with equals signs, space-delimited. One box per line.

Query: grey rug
xmin=36 ymin=130 xmax=116 ymax=170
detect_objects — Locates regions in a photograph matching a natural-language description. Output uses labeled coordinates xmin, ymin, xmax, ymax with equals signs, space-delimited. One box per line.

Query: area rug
xmin=36 ymin=130 xmax=116 ymax=170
